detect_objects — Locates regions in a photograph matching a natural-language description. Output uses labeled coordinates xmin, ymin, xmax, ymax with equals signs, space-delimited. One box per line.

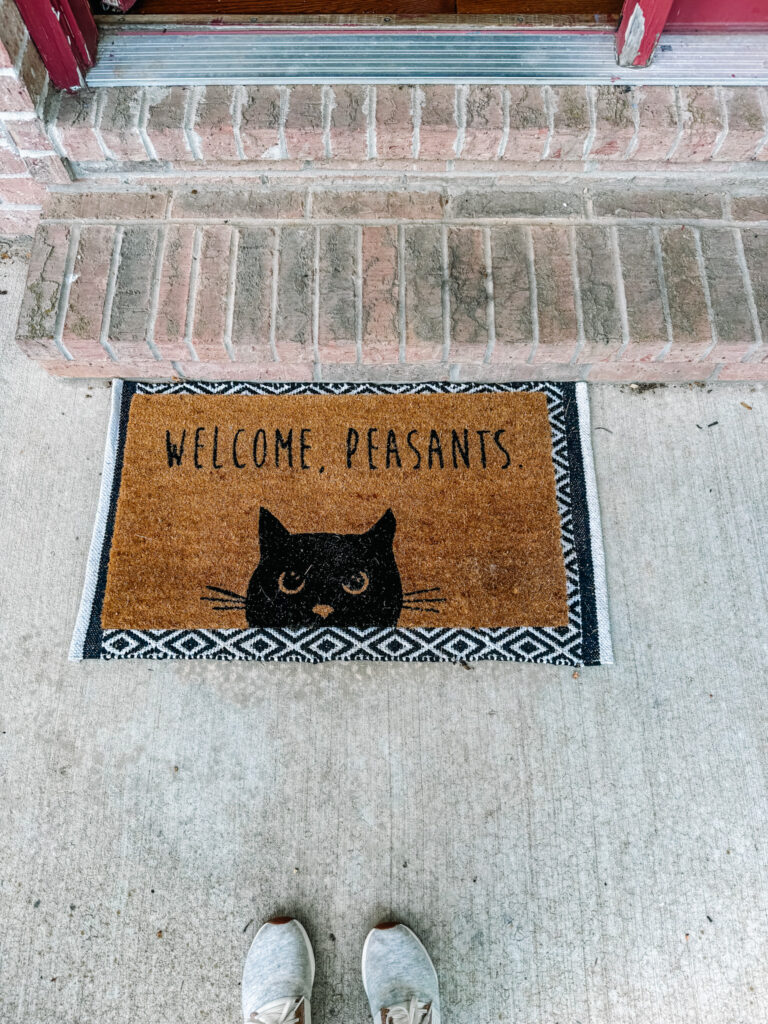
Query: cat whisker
xmin=201 ymin=595 xmax=246 ymax=605
xmin=204 ymin=585 xmax=247 ymax=600
xmin=401 ymin=597 xmax=446 ymax=604
xmin=402 ymin=605 xmax=441 ymax=614
xmin=403 ymin=586 xmax=442 ymax=596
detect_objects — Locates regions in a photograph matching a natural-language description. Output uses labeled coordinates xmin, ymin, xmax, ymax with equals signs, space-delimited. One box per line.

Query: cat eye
xmin=342 ymin=571 xmax=369 ymax=595
xmin=278 ymin=571 xmax=306 ymax=595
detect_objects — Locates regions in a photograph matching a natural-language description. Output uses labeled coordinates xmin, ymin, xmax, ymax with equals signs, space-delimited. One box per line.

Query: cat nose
xmin=312 ymin=604 xmax=334 ymax=619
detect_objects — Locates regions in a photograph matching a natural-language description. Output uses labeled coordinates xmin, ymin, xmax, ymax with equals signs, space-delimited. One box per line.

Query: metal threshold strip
xmin=87 ymin=25 xmax=768 ymax=86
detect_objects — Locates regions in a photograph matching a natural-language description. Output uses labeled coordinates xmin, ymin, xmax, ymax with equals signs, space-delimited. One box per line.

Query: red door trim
xmin=617 ymin=0 xmax=675 ymax=66
xmin=13 ymin=0 xmax=98 ymax=91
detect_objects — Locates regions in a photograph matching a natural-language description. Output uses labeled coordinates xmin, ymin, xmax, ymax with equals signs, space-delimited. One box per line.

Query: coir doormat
xmin=71 ymin=381 xmax=611 ymax=665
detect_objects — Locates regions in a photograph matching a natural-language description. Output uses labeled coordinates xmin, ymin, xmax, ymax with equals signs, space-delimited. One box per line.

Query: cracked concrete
xmin=1 ymin=243 xmax=767 ymax=1023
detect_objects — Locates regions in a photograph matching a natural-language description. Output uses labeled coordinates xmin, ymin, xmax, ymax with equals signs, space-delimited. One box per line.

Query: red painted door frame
xmin=667 ymin=0 xmax=768 ymax=29
xmin=617 ymin=0 xmax=675 ymax=66
xmin=13 ymin=0 xmax=98 ymax=90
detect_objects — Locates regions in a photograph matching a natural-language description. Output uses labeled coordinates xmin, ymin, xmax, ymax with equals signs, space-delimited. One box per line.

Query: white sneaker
xmin=362 ymin=922 xmax=441 ymax=1024
xmin=242 ymin=917 xmax=315 ymax=1024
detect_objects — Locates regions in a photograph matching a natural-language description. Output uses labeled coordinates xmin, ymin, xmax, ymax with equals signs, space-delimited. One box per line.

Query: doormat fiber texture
xmin=71 ymin=381 xmax=611 ymax=665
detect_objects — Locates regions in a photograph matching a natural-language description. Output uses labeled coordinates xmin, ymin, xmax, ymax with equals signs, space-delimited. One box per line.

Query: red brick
xmin=284 ymin=85 xmax=324 ymax=161
xmin=62 ymin=225 xmax=116 ymax=362
xmin=0 ymin=208 xmax=39 ymax=236
xmin=489 ymin=225 xmax=534 ymax=363
xmin=231 ymin=226 xmax=275 ymax=360
xmin=97 ymin=88 xmax=148 ymax=162
xmin=718 ymin=362 xmax=768 ymax=381
xmin=179 ymin=361 xmax=314 ymax=382
xmin=194 ymin=86 xmax=239 ymax=162
xmin=51 ymin=90 xmax=102 ymax=163
xmin=44 ymin=190 xmax=168 ymax=220
xmin=0 ymin=175 xmax=45 ymax=205
xmin=715 ymin=88 xmax=767 ymax=162
xmin=403 ymin=224 xmax=443 ymax=362
xmin=573 ymin=226 xmax=623 ymax=362
xmin=588 ymin=362 xmax=717 ymax=383
xmin=0 ymin=0 xmax=29 ymax=68
xmin=321 ymin=362 xmax=450 ymax=383
xmin=23 ymin=154 xmax=69 ymax=184
xmin=547 ymin=86 xmax=589 ymax=162
xmin=317 ymin=224 xmax=357 ymax=362
xmin=361 ymin=225 xmax=400 ymax=363
xmin=239 ymin=86 xmax=282 ymax=160
xmin=418 ymin=85 xmax=457 ymax=161
xmin=275 ymin=225 xmax=313 ymax=360
xmin=460 ymin=86 xmax=504 ymax=161
xmin=171 ymin=186 xmax=304 ymax=220
xmin=590 ymin=86 xmax=635 ymax=160
xmin=528 ymin=225 xmax=578 ymax=363
xmin=700 ymin=228 xmax=757 ymax=359
xmin=18 ymin=35 xmax=47 ymax=110
xmin=449 ymin=187 xmax=582 ymax=220
xmin=673 ymin=87 xmax=723 ymax=162
xmin=47 ymin=358 xmax=176 ymax=380
xmin=591 ymin=187 xmax=722 ymax=220
xmin=107 ymin=226 xmax=160 ymax=362
xmin=16 ymin=337 xmax=62 ymax=361
xmin=615 ymin=226 xmax=668 ymax=362
xmin=190 ymin=224 xmax=233 ymax=360
xmin=17 ymin=222 xmax=70 ymax=341
xmin=455 ymin=362 xmax=584 ymax=383
xmin=731 ymin=195 xmax=768 ymax=221
xmin=310 ymin=188 xmax=443 ymax=221
xmin=0 ymin=76 xmax=34 ymax=113
xmin=659 ymin=225 xmax=713 ymax=359
xmin=329 ymin=85 xmax=368 ymax=161
xmin=152 ymin=224 xmax=196 ymax=361
xmin=144 ymin=86 xmax=192 ymax=162
xmin=501 ymin=86 xmax=548 ymax=163
xmin=741 ymin=229 xmax=768 ymax=352
xmin=0 ymin=143 xmax=27 ymax=174
xmin=446 ymin=226 xmax=488 ymax=361
xmin=375 ymin=85 xmax=413 ymax=161
xmin=6 ymin=118 xmax=53 ymax=154
xmin=632 ymin=87 xmax=679 ymax=161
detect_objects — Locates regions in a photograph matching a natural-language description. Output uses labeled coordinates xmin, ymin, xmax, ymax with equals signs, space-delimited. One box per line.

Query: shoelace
xmin=385 ymin=997 xmax=433 ymax=1024
xmin=249 ymin=995 xmax=305 ymax=1024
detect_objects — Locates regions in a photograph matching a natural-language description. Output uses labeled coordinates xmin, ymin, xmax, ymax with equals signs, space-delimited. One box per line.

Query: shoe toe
xmin=362 ymin=924 xmax=439 ymax=1021
xmin=242 ymin=919 xmax=314 ymax=1020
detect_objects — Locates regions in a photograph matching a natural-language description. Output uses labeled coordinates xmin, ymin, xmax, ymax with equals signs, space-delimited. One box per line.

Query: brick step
xmin=15 ymin=181 xmax=768 ymax=383
xmin=45 ymin=84 xmax=768 ymax=178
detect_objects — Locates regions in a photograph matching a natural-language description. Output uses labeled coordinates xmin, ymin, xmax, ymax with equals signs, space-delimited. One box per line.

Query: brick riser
xmin=17 ymin=183 xmax=768 ymax=383
xmin=47 ymin=84 xmax=768 ymax=174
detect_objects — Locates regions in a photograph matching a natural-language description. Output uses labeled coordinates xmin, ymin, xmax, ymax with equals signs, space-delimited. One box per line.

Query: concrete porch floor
xmin=1 ymin=242 xmax=767 ymax=1023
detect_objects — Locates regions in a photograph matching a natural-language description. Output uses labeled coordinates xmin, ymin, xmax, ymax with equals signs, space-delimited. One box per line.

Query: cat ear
xmin=366 ymin=508 xmax=396 ymax=544
xmin=259 ymin=507 xmax=290 ymax=545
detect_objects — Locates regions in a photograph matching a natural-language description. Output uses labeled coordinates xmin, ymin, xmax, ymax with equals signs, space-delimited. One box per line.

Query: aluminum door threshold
xmin=87 ymin=26 xmax=768 ymax=87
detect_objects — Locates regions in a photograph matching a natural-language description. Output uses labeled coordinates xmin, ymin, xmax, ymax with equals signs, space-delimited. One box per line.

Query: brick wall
xmin=44 ymin=83 xmax=768 ymax=175
xmin=0 ymin=0 xmax=69 ymax=238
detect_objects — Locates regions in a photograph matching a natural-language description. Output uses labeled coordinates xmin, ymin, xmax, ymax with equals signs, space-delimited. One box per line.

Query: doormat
xmin=70 ymin=381 xmax=611 ymax=665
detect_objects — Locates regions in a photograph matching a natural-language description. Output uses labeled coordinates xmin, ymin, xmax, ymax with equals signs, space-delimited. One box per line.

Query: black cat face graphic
xmin=202 ymin=508 xmax=445 ymax=627
xmin=244 ymin=507 xmax=402 ymax=627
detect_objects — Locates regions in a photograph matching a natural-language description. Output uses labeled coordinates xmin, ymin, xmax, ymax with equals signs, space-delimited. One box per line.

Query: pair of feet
xmin=242 ymin=918 xmax=440 ymax=1024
